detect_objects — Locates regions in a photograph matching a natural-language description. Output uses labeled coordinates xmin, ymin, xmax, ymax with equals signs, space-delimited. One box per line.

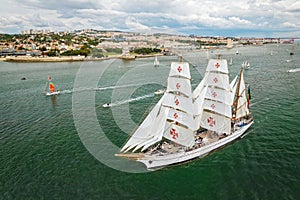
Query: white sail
xmin=230 ymin=76 xmax=238 ymax=105
xmin=166 ymin=108 xmax=197 ymax=130
xmin=163 ymin=122 xmax=195 ymax=147
xmin=205 ymin=87 xmax=233 ymax=106
xmin=198 ymin=58 xmax=232 ymax=134
xmin=169 ymin=62 xmax=191 ymax=79
xmin=203 ymin=99 xmax=232 ymax=118
xmin=121 ymin=97 xmax=164 ymax=152
xmin=235 ymin=70 xmax=249 ymax=119
xmin=193 ymin=85 xmax=208 ymax=116
xmin=154 ymin=56 xmax=159 ymax=66
xmin=230 ymin=75 xmax=238 ymax=90
xmin=167 ymin=76 xmax=192 ymax=97
xmin=192 ymin=74 xmax=208 ymax=99
xmin=205 ymin=72 xmax=230 ymax=90
xmin=206 ymin=59 xmax=229 ymax=74
xmin=162 ymin=92 xmax=194 ymax=114
xmin=200 ymin=111 xmax=231 ymax=134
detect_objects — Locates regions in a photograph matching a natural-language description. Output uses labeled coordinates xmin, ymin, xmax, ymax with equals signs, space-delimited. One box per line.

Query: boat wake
xmin=59 ymin=89 xmax=73 ymax=94
xmin=46 ymin=84 xmax=142 ymax=95
xmin=94 ymin=83 xmax=141 ymax=91
xmin=103 ymin=93 xmax=154 ymax=108
xmin=287 ymin=68 xmax=300 ymax=73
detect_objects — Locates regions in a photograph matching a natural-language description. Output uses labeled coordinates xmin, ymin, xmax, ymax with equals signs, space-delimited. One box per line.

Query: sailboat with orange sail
xmin=45 ymin=76 xmax=60 ymax=96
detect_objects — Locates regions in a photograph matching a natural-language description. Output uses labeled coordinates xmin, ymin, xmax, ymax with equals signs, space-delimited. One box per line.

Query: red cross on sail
xmin=173 ymin=113 xmax=179 ymax=119
xmin=213 ymin=77 xmax=218 ymax=83
xmin=175 ymin=99 xmax=179 ymax=106
xmin=210 ymin=104 xmax=216 ymax=109
xmin=177 ymin=66 xmax=182 ymax=72
xmin=215 ymin=63 xmax=220 ymax=68
xmin=207 ymin=117 xmax=216 ymax=127
xmin=176 ymin=83 xmax=181 ymax=89
xmin=170 ymin=128 xmax=178 ymax=139
xmin=212 ymin=91 xmax=217 ymax=98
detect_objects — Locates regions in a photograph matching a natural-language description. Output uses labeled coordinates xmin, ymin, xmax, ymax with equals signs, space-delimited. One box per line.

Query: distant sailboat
xmin=242 ymin=60 xmax=250 ymax=69
xmin=154 ymin=56 xmax=159 ymax=67
xmin=290 ymin=45 xmax=294 ymax=55
xmin=229 ymin=57 xmax=233 ymax=65
xmin=45 ymin=76 xmax=60 ymax=96
xmin=116 ymin=57 xmax=253 ymax=170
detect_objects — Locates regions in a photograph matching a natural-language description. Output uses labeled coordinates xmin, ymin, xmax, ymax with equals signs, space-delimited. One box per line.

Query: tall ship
xmin=116 ymin=57 xmax=253 ymax=170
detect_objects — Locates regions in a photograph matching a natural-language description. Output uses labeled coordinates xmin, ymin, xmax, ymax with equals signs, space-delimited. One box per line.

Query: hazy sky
xmin=0 ymin=0 xmax=299 ymax=37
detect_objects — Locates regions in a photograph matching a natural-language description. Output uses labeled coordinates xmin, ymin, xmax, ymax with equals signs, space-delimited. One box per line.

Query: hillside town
xmin=0 ymin=29 xmax=290 ymax=61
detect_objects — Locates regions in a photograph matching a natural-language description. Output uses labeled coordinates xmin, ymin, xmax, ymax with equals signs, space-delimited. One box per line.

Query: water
xmin=1 ymin=44 xmax=300 ymax=199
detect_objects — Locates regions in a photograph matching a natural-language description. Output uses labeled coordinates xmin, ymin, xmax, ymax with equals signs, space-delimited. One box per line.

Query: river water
xmin=1 ymin=44 xmax=299 ymax=199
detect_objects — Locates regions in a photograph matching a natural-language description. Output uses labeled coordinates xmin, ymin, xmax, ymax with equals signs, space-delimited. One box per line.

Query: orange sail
xmin=49 ymin=82 xmax=56 ymax=92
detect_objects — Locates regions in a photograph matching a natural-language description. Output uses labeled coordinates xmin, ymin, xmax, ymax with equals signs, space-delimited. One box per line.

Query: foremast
xmin=120 ymin=57 xmax=197 ymax=153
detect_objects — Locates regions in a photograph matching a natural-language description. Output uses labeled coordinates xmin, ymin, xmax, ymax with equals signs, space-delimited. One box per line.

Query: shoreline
xmin=1 ymin=53 xmax=165 ymax=63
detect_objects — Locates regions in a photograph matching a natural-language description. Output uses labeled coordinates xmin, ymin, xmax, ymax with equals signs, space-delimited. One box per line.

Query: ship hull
xmin=137 ymin=122 xmax=253 ymax=169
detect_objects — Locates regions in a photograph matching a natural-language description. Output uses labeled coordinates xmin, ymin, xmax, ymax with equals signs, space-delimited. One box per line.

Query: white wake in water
xmin=52 ymin=84 xmax=142 ymax=95
xmin=102 ymin=93 xmax=155 ymax=108
xmin=287 ymin=68 xmax=300 ymax=73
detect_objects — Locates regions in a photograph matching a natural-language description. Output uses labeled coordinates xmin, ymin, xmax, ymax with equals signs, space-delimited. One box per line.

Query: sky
xmin=0 ymin=0 xmax=299 ymax=37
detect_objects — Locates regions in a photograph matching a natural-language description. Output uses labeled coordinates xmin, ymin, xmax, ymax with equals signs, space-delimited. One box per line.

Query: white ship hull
xmin=138 ymin=122 xmax=253 ymax=169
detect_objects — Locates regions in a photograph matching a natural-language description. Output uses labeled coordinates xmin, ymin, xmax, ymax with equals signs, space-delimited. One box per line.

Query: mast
xmin=198 ymin=58 xmax=232 ymax=135
xmin=162 ymin=56 xmax=195 ymax=147
xmin=233 ymin=67 xmax=242 ymax=122
xmin=121 ymin=56 xmax=196 ymax=152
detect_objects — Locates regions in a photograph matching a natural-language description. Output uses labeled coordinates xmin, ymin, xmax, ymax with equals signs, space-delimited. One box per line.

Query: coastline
xmin=1 ymin=53 xmax=164 ymax=63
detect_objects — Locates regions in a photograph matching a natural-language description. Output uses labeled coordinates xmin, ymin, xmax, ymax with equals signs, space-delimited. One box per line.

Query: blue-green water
xmin=1 ymin=44 xmax=300 ymax=199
